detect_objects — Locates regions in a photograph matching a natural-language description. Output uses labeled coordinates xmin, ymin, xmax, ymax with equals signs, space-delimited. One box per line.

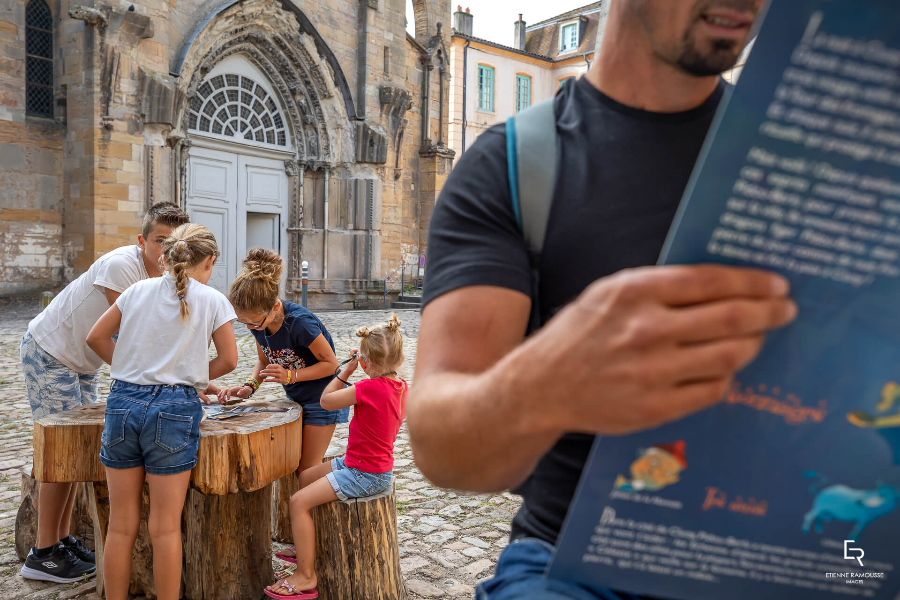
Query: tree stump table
xmin=31 ymin=399 xmax=302 ymax=599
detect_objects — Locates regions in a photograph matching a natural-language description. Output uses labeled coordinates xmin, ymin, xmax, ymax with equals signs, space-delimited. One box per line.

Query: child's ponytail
xmin=356 ymin=313 xmax=404 ymax=370
xmin=161 ymin=223 xmax=221 ymax=322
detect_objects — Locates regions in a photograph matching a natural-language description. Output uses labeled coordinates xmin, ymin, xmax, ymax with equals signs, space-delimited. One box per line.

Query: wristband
xmin=286 ymin=369 xmax=292 ymax=385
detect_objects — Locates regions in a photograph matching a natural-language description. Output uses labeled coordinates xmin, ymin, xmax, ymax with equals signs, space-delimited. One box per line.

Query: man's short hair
xmin=141 ymin=202 xmax=190 ymax=238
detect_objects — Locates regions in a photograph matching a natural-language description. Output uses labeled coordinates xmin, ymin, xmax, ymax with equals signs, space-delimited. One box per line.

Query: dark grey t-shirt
xmin=422 ymin=76 xmax=726 ymax=547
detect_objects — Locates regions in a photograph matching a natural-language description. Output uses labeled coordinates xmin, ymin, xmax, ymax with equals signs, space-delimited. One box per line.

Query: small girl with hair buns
xmin=86 ymin=223 xmax=238 ymax=600
xmin=264 ymin=314 xmax=407 ymax=600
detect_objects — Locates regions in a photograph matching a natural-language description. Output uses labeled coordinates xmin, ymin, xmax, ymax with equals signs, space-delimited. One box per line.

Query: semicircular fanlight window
xmin=188 ymin=73 xmax=288 ymax=148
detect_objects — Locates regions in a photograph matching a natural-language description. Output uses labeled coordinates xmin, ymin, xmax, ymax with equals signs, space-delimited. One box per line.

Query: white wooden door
xmin=185 ymin=148 xmax=238 ymax=294
xmin=237 ymin=155 xmax=289 ymax=280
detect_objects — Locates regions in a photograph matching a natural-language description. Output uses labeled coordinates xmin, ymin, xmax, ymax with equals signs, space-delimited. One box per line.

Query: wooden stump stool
xmin=312 ymin=486 xmax=408 ymax=600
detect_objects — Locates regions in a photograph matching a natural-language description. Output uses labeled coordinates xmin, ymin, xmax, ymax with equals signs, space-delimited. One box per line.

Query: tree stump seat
xmin=312 ymin=485 xmax=409 ymax=600
xmin=30 ymin=400 xmax=302 ymax=599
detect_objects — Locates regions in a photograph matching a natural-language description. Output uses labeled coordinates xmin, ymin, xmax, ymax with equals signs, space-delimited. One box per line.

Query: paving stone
xmin=461 ymin=558 xmax=495 ymax=577
xmin=492 ymin=522 xmax=512 ymax=532
xmin=461 ymin=536 xmax=490 ymax=549
xmin=424 ymin=530 xmax=455 ymax=544
xmin=421 ymin=489 xmax=445 ymax=498
xmin=459 ymin=517 xmax=489 ymax=528
xmin=495 ymin=538 xmax=509 ymax=549
xmin=409 ymin=500 xmax=446 ymax=509
xmin=428 ymin=548 xmax=467 ymax=568
xmin=462 ymin=546 xmax=486 ymax=558
xmin=397 ymin=533 xmax=415 ymax=542
xmin=442 ymin=541 xmax=469 ymax=551
xmin=440 ymin=524 xmax=461 ymax=531
xmin=405 ymin=481 xmax=430 ymax=490
xmin=394 ymin=458 xmax=413 ymax=467
xmin=400 ymin=555 xmax=432 ymax=573
xmin=437 ymin=504 xmax=463 ymax=517
xmin=419 ymin=515 xmax=446 ymax=527
xmin=481 ymin=530 xmax=502 ymax=539
xmin=406 ymin=578 xmax=446 ymax=597
xmin=408 ymin=509 xmax=434 ymax=517
xmin=411 ymin=524 xmax=438 ymax=534
xmin=462 ymin=500 xmax=482 ymax=508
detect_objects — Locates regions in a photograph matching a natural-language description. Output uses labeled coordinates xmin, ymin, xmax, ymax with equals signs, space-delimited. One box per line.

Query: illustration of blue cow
xmin=802 ymin=483 xmax=900 ymax=539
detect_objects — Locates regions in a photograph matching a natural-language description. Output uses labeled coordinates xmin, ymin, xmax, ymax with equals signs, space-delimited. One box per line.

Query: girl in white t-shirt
xmin=86 ymin=223 xmax=238 ymax=600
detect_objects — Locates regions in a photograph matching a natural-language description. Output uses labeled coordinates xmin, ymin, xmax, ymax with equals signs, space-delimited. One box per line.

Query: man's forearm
xmin=407 ymin=365 xmax=561 ymax=493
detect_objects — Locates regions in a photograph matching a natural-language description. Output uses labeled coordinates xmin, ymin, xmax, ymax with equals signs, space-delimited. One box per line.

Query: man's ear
xmin=137 ymin=234 xmax=146 ymax=249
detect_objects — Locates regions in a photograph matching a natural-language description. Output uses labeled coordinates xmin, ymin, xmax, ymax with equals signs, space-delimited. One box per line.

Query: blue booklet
xmin=548 ymin=1 xmax=900 ymax=598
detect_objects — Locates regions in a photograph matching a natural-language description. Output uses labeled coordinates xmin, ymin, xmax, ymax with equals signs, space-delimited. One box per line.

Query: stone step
xmin=391 ymin=301 xmax=421 ymax=310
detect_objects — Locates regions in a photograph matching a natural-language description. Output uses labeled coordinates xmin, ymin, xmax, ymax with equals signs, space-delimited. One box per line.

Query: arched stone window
xmin=25 ymin=0 xmax=53 ymax=118
xmin=188 ymin=73 xmax=288 ymax=148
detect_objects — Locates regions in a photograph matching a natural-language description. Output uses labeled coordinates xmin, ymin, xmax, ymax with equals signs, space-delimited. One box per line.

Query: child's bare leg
xmin=147 ymin=471 xmax=192 ymax=600
xmin=296 ymin=424 xmax=337 ymax=475
xmin=268 ymin=477 xmax=336 ymax=594
xmin=277 ymin=462 xmax=333 ymax=561
xmin=104 ymin=467 xmax=145 ymax=600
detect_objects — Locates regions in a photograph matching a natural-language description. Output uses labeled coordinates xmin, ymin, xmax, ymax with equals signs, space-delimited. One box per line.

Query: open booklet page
xmin=548 ymin=1 xmax=900 ymax=598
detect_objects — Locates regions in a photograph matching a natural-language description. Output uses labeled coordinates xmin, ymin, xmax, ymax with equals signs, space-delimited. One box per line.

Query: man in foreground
xmin=409 ymin=0 xmax=794 ymax=598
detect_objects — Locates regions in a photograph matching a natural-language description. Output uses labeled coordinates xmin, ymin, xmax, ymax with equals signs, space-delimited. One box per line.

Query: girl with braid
xmin=86 ymin=223 xmax=238 ymax=600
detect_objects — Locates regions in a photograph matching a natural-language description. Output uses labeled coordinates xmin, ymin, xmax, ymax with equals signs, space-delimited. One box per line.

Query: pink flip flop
xmin=264 ymin=580 xmax=318 ymax=599
xmin=275 ymin=549 xmax=297 ymax=564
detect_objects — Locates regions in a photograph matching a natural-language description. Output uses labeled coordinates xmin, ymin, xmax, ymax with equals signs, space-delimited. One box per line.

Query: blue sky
xmin=405 ymin=0 xmax=594 ymax=46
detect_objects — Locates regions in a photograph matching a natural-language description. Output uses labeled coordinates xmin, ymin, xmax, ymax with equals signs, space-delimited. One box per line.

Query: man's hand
xmin=408 ymin=265 xmax=797 ymax=492
xmin=517 ymin=265 xmax=797 ymax=436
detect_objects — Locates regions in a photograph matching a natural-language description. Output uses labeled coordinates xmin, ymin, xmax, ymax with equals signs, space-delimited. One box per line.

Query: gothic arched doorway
xmin=185 ymin=55 xmax=296 ymax=293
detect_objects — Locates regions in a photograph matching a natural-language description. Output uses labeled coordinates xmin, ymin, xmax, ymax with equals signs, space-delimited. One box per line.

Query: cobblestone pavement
xmin=0 ymin=296 xmax=519 ymax=599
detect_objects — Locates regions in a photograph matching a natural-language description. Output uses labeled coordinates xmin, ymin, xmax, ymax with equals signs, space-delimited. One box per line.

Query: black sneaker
xmin=20 ymin=542 xmax=96 ymax=583
xmin=62 ymin=535 xmax=95 ymax=564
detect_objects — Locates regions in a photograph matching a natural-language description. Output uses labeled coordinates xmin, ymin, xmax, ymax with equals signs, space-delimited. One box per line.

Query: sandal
xmin=264 ymin=579 xmax=318 ymax=599
xmin=275 ymin=548 xmax=297 ymax=564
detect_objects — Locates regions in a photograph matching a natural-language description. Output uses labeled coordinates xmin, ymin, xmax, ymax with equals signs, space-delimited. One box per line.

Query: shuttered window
xmin=516 ymin=75 xmax=531 ymax=113
xmin=477 ymin=65 xmax=494 ymax=112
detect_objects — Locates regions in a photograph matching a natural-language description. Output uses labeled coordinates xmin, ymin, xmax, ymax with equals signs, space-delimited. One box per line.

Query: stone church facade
xmin=0 ymin=0 xmax=454 ymax=308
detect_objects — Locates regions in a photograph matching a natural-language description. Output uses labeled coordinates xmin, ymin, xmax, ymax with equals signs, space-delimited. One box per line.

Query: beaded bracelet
xmin=242 ymin=377 xmax=260 ymax=396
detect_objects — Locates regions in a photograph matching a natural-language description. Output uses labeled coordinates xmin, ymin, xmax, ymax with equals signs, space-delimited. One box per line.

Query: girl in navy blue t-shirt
xmin=213 ymin=249 xmax=348 ymax=475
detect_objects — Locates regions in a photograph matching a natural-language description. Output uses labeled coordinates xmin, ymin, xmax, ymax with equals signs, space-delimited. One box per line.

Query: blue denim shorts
xmin=21 ymin=332 xmax=99 ymax=421
xmin=299 ymin=398 xmax=350 ymax=427
xmin=476 ymin=538 xmax=649 ymax=600
xmin=99 ymin=381 xmax=203 ymax=476
xmin=325 ymin=457 xmax=393 ymax=501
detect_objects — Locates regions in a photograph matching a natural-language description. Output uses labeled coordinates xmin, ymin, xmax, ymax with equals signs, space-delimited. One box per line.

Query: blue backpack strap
xmin=506 ymin=99 xmax=558 ymax=333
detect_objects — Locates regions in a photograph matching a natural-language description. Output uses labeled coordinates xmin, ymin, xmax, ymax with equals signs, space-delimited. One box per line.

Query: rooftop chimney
xmin=514 ymin=14 xmax=526 ymax=51
xmin=454 ymin=6 xmax=473 ymax=36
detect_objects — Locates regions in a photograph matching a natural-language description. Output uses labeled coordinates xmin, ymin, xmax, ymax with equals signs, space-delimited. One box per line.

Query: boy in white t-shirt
xmin=19 ymin=203 xmax=189 ymax=583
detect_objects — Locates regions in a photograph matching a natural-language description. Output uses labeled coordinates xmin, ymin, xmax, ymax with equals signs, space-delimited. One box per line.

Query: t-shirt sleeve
xmin=421 ymin=125 xmax=532 ymax=309
xmin=212 ymin=292 xmax=238 ymax=333
xmin=291 ymin=314 xmax=324 ymax=349
xmin=94 ymin=249 xmax=143 ymax=295
xmin=353 ymin=377 xmax=371 ymax=408
xmin=114 ymin=285 xmax=133 ymax=313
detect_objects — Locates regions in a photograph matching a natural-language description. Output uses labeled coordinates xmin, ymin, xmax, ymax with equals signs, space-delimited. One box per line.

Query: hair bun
xmin=242 ymin=248 xmax=283 ymax=285
xmin=356 ymin=326 xmax=370 ymax=338
xmin=388 ymin=313 xmax=401 ymax=332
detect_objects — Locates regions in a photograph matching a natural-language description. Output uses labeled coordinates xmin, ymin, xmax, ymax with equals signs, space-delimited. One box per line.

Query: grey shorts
xmin=20 ymin=331 xmax=99 ymax=421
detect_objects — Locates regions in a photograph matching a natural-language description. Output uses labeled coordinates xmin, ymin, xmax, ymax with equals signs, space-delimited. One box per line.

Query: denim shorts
xmin=476 ymin=538 xmax=648 ymax=600
xmin=99 ymin=381 xmax=203 ymax=476
xmin=325 ymin=457 xmax=393 ymax=501
xmin=20 ymin=332 xmax=99 ymax=421
xmin=298 ymin=398 xmax=350 ymax=427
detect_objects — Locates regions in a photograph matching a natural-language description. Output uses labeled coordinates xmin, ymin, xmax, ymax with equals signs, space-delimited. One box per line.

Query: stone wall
xmin=0 ymin=0 xmax=64 ymax=294
xmin=0 ymin=0 xmax=452 ymax=304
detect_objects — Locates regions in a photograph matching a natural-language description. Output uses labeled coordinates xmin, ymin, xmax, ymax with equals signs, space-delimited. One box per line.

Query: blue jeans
xmin=325 ymin=457 xmax=393 ymax=501
xmin=476 ymin=538 xmax=647 ymax=600
xmin=298 ymin=398 xmax=350 ymax=426
xmin=100 ymin=381 xmax=203 ymax=476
